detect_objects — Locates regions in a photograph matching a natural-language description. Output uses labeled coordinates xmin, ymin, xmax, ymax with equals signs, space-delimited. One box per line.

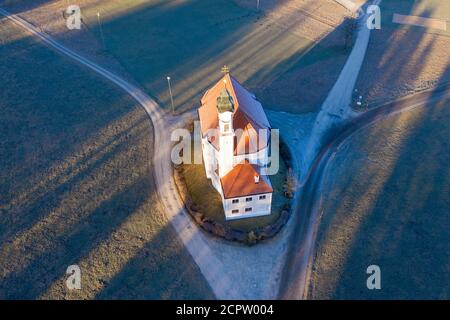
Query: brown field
xmin=310 ymin=98 xmax=450 ymax=299
xmin=0 ymin=20 xmax=213 ymax=299
xmin=1 ymin=0 xmax=353 ymax=114
xmin=392 ymin=14 xmax=447 ymax=31
xmin=354 ymin=0 xmax=450 ymax=109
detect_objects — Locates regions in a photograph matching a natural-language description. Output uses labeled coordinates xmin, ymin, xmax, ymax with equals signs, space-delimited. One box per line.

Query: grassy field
xmin=354 ymin=0 xmax=450 ymax=108
xmin=181 ymin=153 xmax=290 ymax=233
xmin=1 ymin=0 xmax=351 ymax=114
xmin=309 ymin=98 xmax=450 ymax=299
xmin=86 ymin=0 xmax=317 ymax=113
xmin=379 ymin=0 xmax=450 ymax=28
xmin=0 ymin=20 xmax=213 ymax=299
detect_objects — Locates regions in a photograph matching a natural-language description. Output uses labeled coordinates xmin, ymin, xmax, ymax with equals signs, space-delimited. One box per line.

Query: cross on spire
xmin=221 ymin=65 xmax=230 ymax=74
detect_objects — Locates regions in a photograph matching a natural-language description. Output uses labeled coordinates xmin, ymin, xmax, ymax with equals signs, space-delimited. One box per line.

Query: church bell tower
xmin=217 ymin=79 xmax=235 ymax=177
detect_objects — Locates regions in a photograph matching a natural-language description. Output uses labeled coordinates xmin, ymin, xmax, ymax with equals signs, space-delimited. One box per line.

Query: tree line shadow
xmin=0 ymin=16 xmax=213 ymax=299
xmin=0 ymin=0 xmax=358 ymax=300
xmin=0 ymin=0 xmax=392 ymax=300
xmin=355 ymin=0 xmax=450 ymax=107
xmin=311 ymin=1 xmax=450 ymax=299
xmin=2 ymin=0 xmax=356 ymax=114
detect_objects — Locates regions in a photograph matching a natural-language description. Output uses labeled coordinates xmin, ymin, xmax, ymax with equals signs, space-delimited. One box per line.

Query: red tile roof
xmin=220 ymin=161 xmax=273 ymax=199
xmin=198 ymin=74 xmax=270 ymax=155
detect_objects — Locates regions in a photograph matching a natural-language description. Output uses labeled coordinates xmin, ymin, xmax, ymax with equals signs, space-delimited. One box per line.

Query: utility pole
xmin=257 ymin=0 xmax=260 ymax=11
xmin=97 ymin=12 xmax=106 ymax=49
xmin=167 ymin=76 xmax=175 ymax=115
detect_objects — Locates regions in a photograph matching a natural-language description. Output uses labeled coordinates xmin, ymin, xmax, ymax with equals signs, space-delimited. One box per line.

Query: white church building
xmin=198 ymin=68 xmax=273 ymax=220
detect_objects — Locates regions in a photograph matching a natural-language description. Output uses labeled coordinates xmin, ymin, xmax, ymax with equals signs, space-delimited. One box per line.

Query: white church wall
xmin=222 ymin=193 xmax=272 ymax=220
xmin=200 ymin=121 xmax=274 ymax=220
xmin=233 ymin=146 xmax=269 ymax=168
xmin=201 ymin=138 xmax=212 ymax=179
xmin=201 ymin=137 xmax=222 ymax=195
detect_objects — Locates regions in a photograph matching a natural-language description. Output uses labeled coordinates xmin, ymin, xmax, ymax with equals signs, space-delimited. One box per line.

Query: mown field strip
xmin=393 ymin=13 xmax=447 ymax=31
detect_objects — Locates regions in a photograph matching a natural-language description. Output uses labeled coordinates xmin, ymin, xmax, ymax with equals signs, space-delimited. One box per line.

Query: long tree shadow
xmin=314 ymin=7 xmax=443 ymax=256
xmin=2 ymin=0 xmax=355 ymax=114
xmin=0 ymin=16 xmax=213 ymax=299
xmin=95 ymin=217 xmax=214 ymax=300
xmin=329 ymin=89 xmax=450 ymax=300
xmin=0 ymin=0 xmax=370 ymax=300
xmin=1 ymin=174 xmax=148 ymax=299
xmin=309 ymin=0 xmax=450 ymax=299
xmin=355 ymin=0 xmax=450 ymax=107
xmin=97 ymin=0 xmax=353 ymax=114
xmin=0 ymin=25 xmax=150 ymax=244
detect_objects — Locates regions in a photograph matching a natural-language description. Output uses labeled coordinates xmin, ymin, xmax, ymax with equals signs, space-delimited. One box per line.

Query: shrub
xmin=247 ymin=231 xmax=259 ymax=245
xmin=284 ymin=168 xmax=296 ymax=199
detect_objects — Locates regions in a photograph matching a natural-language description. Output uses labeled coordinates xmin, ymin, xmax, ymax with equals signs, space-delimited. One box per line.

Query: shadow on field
xmin=2 ymin=0 xmax=354 ymax=114
xmin=1 ymin=175 xmax=148 ymax=299
xmin=94 ymin=0 xmax=352 ymax=114
xmin=355 ymin=0 xmax=450 ymax=107
xmin=327 ymin=87 xmax=450 ymax=300
xmin=95 ymin=219 xmax=212 ymax=300
xmin=0 ymin=0 xmax=356 ymax=300
xmin=0 ymin=19 xmax=213 ymax=299
xmin=0 ymin=28 xmax=147 ymax=243
xmin=0 ymin=0 xmax=50 ymax=11
xmin=311 ymin=1 xmax=450 ymax=299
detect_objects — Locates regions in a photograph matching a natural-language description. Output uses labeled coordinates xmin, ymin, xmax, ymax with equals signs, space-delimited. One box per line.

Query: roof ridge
xmin=201 ymin=73 xmax=235 ymax=104
xmin=229 ymin=76 xmax=270 ymax=130
xmin=226 ymin=74 xmax=240 ymax=112
xmin=220 ymin=160 xmax=273 ymax=198
xmin=198 ymin=72 xmax=271 ymax=157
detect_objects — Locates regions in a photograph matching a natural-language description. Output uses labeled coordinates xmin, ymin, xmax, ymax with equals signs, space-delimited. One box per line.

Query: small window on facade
xmin=259 ymin=195 xmax=266 ymax=200
xmin=245 ymin=207 xmax=252 ymax=212
xmin=246 ymin=197 xmax=252 ymax=202
xmin=224 ymin=124 xmax=230 ymax=132
xmin=232 ymin=199 xmax=239 ymax=204
xmin=232 ymin=209 xmax=239 ymax=214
